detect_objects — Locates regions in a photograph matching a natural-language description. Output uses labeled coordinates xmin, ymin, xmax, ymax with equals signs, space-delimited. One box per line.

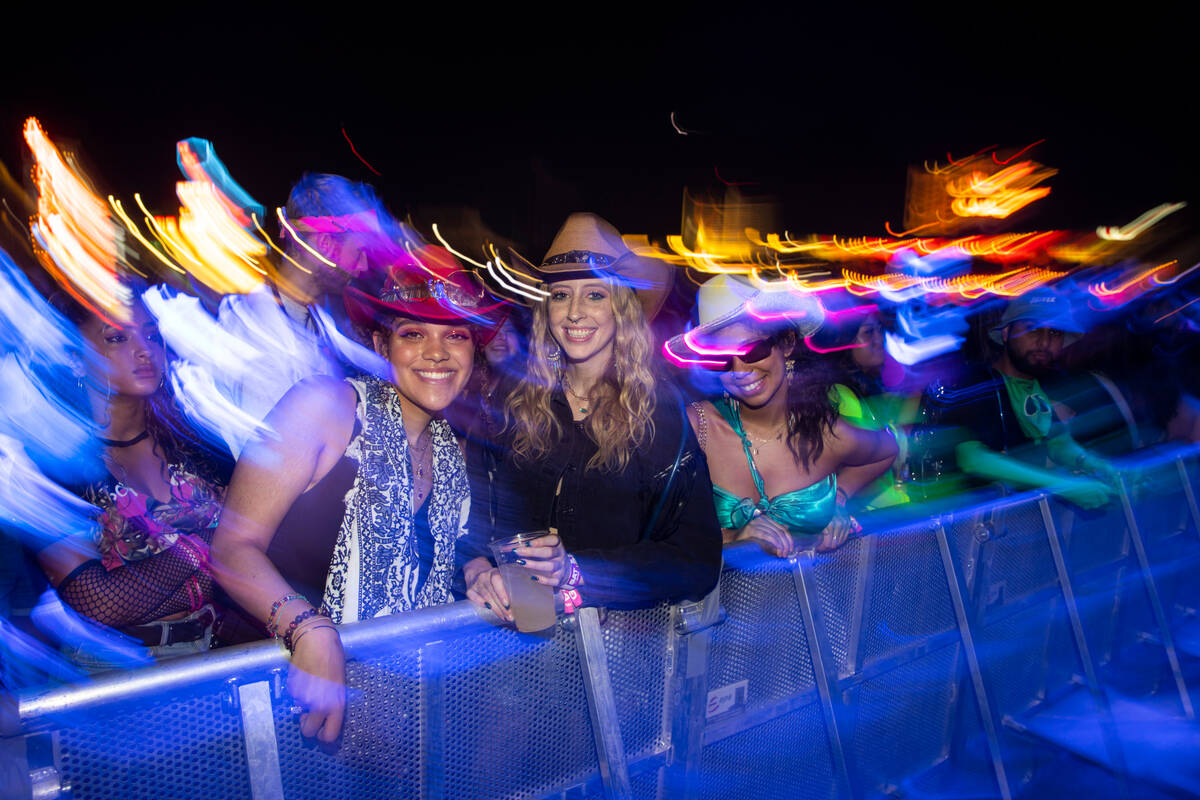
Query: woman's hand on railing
xmin=288 ymin=626 xmax=347 ymax=745
xmin=816 ymin=507 xmax=859 ymax=553
xmin=465 ymin=560 xmax=514 ymax=624
xmin=737 ymin=514 xmax=796 ymax=558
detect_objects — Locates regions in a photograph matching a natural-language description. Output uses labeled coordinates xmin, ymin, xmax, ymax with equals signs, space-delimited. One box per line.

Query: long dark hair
xmin=780 ymin=337 xmax=840 ymax=470
xmin=48 ymin=289 xmax=233 ymax=489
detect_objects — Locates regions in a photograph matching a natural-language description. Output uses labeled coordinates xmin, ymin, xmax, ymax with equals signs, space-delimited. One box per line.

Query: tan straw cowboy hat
xmin=515 ymin=212 xmax=674 ymax=320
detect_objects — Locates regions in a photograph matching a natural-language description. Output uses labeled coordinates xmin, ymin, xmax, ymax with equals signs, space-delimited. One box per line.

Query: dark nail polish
xmin=530 ymin=575 xmax=538 ymax=581
xmin=484 ymin=602 xmax=492 ymax=610
xmin=516 ymin=559 xmax=526 ymax=565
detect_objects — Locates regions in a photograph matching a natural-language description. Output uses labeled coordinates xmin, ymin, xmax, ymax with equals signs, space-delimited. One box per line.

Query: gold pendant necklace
xmin=562 ymin=374 xmax=590 ymax=415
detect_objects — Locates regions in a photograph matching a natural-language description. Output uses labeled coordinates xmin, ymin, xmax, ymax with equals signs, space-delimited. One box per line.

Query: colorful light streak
xmin=24 ymin=117 xmax=130 ymax=324
xmin=1097 ymin=202 xmax=1187 ymax=241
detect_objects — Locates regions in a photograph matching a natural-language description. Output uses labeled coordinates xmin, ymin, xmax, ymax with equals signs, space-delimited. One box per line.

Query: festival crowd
xmin=1 ymin=166 xmax=1197 ymax=746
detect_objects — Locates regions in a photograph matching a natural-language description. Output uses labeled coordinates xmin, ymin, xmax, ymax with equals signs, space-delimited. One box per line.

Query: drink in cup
xmin=489 ymin=531 xmax=558 ymax=633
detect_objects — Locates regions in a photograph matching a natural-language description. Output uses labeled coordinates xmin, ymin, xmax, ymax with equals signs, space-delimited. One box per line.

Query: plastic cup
xmin=489 ymin=531 xmax=558 ymax=633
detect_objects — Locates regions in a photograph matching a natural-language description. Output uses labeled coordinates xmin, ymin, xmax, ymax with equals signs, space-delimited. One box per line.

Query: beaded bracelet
xmin=282 ymin=609 xmax=323 ymax=651
xmin=267 ymin=593 xmax=307 ymax=637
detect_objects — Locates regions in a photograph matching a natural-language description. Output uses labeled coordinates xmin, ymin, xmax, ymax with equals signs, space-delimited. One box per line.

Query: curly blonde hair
xmin=506 ymin=280 xmax=656 ymax=472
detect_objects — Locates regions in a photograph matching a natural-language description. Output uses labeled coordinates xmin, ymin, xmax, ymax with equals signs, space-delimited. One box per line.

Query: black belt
xmin=124 ymin=607 xmax=216 ymax=648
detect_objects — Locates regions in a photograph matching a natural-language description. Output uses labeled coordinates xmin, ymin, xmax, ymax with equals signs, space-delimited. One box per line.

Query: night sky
xmin=2 ymin=6 xmax=1193 ymax=256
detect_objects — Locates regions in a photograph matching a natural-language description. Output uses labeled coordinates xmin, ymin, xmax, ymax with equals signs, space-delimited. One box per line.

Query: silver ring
xmin=289 ymin=704 xmax=304 ymax=715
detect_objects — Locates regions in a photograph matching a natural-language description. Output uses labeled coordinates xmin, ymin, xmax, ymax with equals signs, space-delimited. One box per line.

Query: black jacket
xmin=470 ymin=383 xmax=722 ymax=610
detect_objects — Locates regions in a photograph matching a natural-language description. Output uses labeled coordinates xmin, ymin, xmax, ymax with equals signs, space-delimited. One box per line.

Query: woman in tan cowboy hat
xmin=212 ymin=245 xmax=501 ymax=744
xmin=665 ymin=274 xmax=898 ymax=557
xmin=463 ymin=212 xmax=722 ymax=619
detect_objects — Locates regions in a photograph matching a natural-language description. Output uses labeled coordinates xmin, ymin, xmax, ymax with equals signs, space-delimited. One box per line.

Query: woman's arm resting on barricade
xmin=210 ymin=378 xmax=354 ymax=744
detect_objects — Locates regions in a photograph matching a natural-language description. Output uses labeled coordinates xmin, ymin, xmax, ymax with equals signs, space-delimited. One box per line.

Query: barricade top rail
xmin=10 ymin=598 xmax=497 ymax=730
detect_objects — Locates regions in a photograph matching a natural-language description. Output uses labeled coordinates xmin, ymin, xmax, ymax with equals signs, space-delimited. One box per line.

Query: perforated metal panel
xmin=811 ymin=536 xmax=867 ymax=675
xmin=1059 ymin=500 xmax=1128 ymax=577
xmin=848 ymin=644 xmax=960 ymax=794
xmin=709 ymin=561 xmax=815 ymax=718
xmin=985 ymin=501 xmax=1058 ymax=603
xmin=274 ymin=651 xmax=423 ymax=800
xmin=858 ymin=523 xmax=955 ymax=666
xmin=58 ymin=686 xmax=250 ymax=800
xmin=441 ymin=623 xmax=597 ymax=800
xmin=1131 ymin=462 xmax=1200 ymax=622
xmin=699 ymin=703 xmax=835 ymax=800
xmin=602 ymin=604 xmax=672 ymax=762
xmin=974 ymin=602 xmax=1071 ymax=718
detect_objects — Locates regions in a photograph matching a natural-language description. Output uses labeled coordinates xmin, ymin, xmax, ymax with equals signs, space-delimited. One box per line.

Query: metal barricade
xmin=6 ymin=450 xmax=1200 ymax=800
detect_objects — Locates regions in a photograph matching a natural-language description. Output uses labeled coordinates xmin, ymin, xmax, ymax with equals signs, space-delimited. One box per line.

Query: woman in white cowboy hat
xmin=463 ymin=212 xmax=722 ymax=619
xmin=665 ymin=274 xmax=898 ymax=557
xmin=212 ymin=245 xmax=502 ymax=744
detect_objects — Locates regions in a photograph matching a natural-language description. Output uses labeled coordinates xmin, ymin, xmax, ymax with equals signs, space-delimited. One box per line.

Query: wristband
xmin=563 ymin=554 xmax=583 ymax=588
xmin=267 ymin=593 xmax=307 ymax=637
xmin=560 ymin=588 xmax=583 ymax=615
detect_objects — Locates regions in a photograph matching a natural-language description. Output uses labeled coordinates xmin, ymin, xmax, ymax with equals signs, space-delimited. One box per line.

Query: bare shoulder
xmin=258 ymin=376 xmax=358 ymax=455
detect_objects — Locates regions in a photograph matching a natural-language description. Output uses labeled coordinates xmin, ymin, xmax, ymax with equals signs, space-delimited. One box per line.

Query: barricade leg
xmin=576 ymin=607 xmax=633 ymax=800
xmin=793 ymin=558 xmax=856 ymax=800
xmin=666 ymin=588 xmax=722 ymax=800
xmin=1037 ymin=496 xmax=1131 ymax=790
xmin=934 ymin=520 xmax=1012 ymax=800
xmin=1116 ymin=479 xmax=1195 ymax=719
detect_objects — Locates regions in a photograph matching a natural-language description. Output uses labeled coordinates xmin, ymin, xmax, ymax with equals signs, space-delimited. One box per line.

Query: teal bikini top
xmin=709 ymin=398 xmax=837 ymax=535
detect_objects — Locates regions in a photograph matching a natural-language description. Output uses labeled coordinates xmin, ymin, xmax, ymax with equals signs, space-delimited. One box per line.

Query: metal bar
xmin=1038 ymin=496 xmax=1130 ymax=783
xmin=935 ymin=519 xmax=1013 ymax=800
xmin=846 ymin=535 xmax=876 ymax=675
xmin=17 ymin=601 xmax=498 ymax=727
xmin=1178 ymin=456 xmax=1200 ymax=538
xmin=1116 ymin=479 xmax=1195 ymax=719
xmin=667 ymin=587 xmax=720 ymax=800
xmin=575 ymin=606 xmax=632 ymax=800
xmin=237 ymin=680 xmax=285 ymax=800
xmin=420 ymin=640 xmax=447 ymax=799
xmin=793 ymin=557 xmax=857 ymax=800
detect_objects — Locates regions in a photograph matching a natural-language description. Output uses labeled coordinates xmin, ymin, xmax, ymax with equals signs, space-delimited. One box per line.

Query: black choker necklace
xmin=98 ymin=431 xmax=150 ymax=448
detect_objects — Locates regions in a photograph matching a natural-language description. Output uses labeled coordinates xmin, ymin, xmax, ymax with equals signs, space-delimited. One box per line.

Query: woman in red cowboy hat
xmin=211 ymin=245 xmax=501 ymax=744
xmin=463 ymin=213 xmax=723 ymax=619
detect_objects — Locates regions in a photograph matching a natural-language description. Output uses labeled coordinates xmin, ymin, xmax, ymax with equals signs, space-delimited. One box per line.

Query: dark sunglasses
xmin=702 ymin=336 xmax=779 ymax=372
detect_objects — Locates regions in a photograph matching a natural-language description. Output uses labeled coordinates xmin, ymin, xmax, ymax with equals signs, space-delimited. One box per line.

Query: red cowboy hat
xmin=344 ymin=245 xmax=509 ymax=339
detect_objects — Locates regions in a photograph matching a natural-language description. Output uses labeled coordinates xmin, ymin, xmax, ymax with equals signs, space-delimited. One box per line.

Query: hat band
xmin=541 ymin=250 xmax=616 ymax=269
xmin=381 ymin=279 xmax=485 ymax=309
xmin=291 ymin=210 xmax=380 ymax=234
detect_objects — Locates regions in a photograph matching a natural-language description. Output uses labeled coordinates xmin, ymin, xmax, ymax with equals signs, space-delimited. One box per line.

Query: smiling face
xmin=483 ymin=319 xmax=521 ymax=368
xmin=373 ymin=317 xmax=475 ymax=415
xmin=80 ymin=303 xmax=166 ymax=399
xmin=545 ymin=278 xmax=616 ymax=368
xmin=713 ymin=322 xmax=791 ymax=409
xmin=851 ymin=314 xmax=885 ymax=372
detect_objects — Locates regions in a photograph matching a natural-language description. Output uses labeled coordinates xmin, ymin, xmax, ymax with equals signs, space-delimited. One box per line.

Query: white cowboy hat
xmin=664 ymin=273 xmax=824 ymax=365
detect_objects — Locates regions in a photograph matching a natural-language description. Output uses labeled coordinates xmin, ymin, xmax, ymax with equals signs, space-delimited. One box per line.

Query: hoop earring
xmin=546 ymin=341 xmax=562 ymax=364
